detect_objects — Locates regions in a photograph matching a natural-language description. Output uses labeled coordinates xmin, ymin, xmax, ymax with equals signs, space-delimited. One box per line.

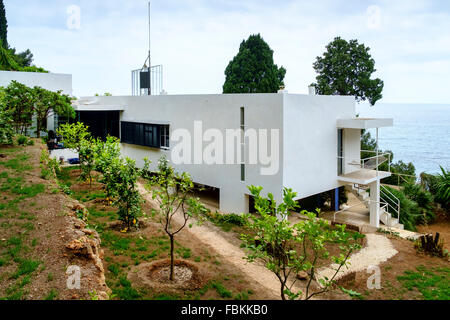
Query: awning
xmin=337 ymin=118 xmax=393 ymax=129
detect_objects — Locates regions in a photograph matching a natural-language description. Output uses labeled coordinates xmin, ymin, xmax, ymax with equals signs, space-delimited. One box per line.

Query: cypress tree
xmin=0 ymin=0 xmax=8 ymax=48
xmin=223 ymin=34 xmax=286 ymax=94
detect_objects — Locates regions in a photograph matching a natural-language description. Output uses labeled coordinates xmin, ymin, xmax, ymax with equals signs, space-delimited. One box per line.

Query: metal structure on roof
xmin=131 ymin=1 xmax=164 ymax=96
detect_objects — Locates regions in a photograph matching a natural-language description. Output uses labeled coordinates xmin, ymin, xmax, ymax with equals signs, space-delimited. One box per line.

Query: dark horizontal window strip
xmin=121 ymin=121 xmax=169 ymax=149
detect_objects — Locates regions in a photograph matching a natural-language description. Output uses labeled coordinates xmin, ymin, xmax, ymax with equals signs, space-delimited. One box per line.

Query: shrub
xmin=101 ymin=156 xmax=149 ymax=230
xmin=383 ymin=186 xmax=422 ymax=231
xmin=17 ymin=135 xmax=28 ymax=146
xmin=242 ymin=185 xmax=364 ymax=300
xmin=39 ymin=149 xmax=60 ymax=180
xmin=382 ymin=160 xmax=416 ymax=186
xmin=56 ymin=122 xmax=91 ymax=153
xmin=435 ymin=167 xmax=450 ymax=209
xmin=403 ymin=183 xmax=435 ymax=223
xmin=0 ymin=102 xmax=14 ymax=145
xmin=216 ymin=213 xmax=246 ymax=226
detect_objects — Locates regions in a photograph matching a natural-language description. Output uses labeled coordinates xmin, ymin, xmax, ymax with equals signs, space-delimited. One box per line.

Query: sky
xmin=4 ymin=0 xmax=450 ymax=103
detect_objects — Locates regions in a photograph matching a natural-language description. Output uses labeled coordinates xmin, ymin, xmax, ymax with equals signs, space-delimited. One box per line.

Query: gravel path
xmin=137 ymin=182 xmax=288 ymax=299
xmin=137 ymin=183 xmax=398 ymax=298
xmin=316 ymin=233 xmax=398 ymax=283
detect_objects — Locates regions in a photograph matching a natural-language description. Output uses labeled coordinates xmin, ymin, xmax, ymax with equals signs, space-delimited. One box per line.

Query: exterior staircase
xmin=347 ymin=184 xmax=404 ymax=230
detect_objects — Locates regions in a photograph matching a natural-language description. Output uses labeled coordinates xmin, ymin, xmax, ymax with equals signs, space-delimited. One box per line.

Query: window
xmin=337 ymin=129 xmax=344 ymax=175
xmin=160 ymin=125 xmax=170 ymax=148
xmin=121 ymin=121 xmax=169 ymax=149
xmin=240 ymin=107 xmax=245 ymax=181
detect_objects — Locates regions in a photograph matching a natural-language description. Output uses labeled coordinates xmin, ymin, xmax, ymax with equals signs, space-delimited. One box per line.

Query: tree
xmin=93 ymin=136 xmax=121 ymax=198
xmin=78 ymin=138 xmax=97 ymax=187
xmin=0 ymin=40 xmax=19 ymax=71
xmin=241 ymin=185 xmax=363 ymax=300
xmin=10 ymin=48 xmax=33 ymax=68
xmin=147 ymin=156 xmax=207 ymax=281
xmin=33 ymin=87 xmax=74 ymax=138
xmin=223 ymin=34 xmax=286 ymax=94
xmin=0 ymin=0 xmax=7 ymax=48
xmin=93 ymin=136 xmax=121 ymax=174
xmin=56 ymin=122 xmax=91 ymax=154
xmin=0 ymin=88 xmax=13 ymax=145
xmin=312 ymin=37 xmax=384 ymax=106
xmin=102 ymin=156 xmax=149 ymax=231
xmin=2 ymin=80 xmax=35 ymax=134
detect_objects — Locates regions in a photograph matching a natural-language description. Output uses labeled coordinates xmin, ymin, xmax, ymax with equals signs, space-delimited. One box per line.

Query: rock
xmin=82 ymin=228 xmax=95 ymax=235
xmin=74 ymin=220 xmax=86 ymax=229
xmin=66 ymin=236 xmax=104 ymax=272
xmin=97 ymin=291 xmax=110 ymax=300
xmin=296 ymin=271 xmax=308 ymax=280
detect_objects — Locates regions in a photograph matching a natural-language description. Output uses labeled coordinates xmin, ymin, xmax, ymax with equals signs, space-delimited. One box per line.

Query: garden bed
xmin=57 ymin=166 xmax=276 ymax=300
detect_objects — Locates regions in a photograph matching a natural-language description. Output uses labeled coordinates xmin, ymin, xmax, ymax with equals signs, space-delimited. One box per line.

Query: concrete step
xmin=379 ymin=211 xmax=402 ymax=228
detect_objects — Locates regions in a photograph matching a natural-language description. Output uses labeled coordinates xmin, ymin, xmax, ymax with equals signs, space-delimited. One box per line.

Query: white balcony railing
xmin=338 ymin=150 xmax=391 ymax=177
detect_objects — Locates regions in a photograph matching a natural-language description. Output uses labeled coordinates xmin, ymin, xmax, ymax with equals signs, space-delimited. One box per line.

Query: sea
xmin=356 ymin=103 xmax=450 ymax=175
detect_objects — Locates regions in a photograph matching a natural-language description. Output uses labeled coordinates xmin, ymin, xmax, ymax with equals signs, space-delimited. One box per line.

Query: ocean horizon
xmin=356 ymin=103 xmax=450 ymax=175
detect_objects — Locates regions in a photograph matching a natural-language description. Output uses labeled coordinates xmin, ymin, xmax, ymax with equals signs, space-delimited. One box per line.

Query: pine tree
xmin=0 ymin=0 xmax=8 ymax=48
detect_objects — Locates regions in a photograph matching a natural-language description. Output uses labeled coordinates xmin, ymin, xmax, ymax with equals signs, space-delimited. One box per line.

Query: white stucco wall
xmin=343 ymin=128 xmax=361 ymax=175
xmin=79 ymin=93 xmax=359 ymax=213
xmin=0 ymin=71 xmax=72 ymax=95
xmin=87 ymin=94 xmax=284 ymax=214
xmin=282 ymin=94 xmax=356 ymax=199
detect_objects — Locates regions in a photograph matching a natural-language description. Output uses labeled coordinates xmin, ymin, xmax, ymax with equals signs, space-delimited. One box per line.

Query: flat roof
xmin=73 ymin=105 xmax=125 ymax=112
xmin=337 ymin=118 xmax=393 ymax=129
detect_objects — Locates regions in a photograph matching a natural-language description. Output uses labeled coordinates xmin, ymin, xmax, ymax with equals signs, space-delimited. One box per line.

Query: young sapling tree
xmin=242 ymin=185 xmax=364 ymax=300
xmin=147 ymin=156 xmax=207 ymax=281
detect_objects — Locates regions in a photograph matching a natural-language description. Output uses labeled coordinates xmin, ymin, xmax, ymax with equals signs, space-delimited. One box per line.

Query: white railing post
xmin=376 ymin=128 xmax=379 ymax=177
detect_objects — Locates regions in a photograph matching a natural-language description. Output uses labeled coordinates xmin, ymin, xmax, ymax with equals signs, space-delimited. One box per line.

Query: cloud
xmin=4 ymin=0 xmax=450 ymax=103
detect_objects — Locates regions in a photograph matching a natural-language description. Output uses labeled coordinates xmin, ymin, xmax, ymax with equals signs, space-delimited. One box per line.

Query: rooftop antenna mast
xmin=147 ymin=0 xmax=151 ymax=95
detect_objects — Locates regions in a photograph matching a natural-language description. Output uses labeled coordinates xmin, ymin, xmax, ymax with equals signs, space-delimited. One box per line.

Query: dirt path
xmin=137 ymin=182 xmax=293 ymax=299
xmin=316 ymin=233 xmax=398 ymax=283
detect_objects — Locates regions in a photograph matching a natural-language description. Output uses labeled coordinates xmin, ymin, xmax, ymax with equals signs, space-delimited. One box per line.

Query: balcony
xmin=337 ymin=150 xmax=392 ymax=185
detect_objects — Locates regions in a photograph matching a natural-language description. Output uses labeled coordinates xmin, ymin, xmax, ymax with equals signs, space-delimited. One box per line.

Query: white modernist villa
xmin=72 ymin=89 xmax=402 ymax=230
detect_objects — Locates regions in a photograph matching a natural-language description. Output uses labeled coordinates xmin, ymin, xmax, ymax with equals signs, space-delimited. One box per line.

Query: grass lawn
xmin=56 ymin=166 xmax=266 ymax=300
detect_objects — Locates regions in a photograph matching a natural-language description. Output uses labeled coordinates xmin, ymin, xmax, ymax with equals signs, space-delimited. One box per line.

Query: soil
xmin=3 ymin=140 xmax=448 ymax=301
xmin=128 ymin=259 xmax=206 ymax=293
xmin=60 ymin=173 xmax=276 ymax=300
xmin=0 ymin=141 xmax=108 ymax=300
xmin=417 ymin=216 xmax=450 ymax=251
xmin=333 ymin=231 xmax=450 ymax=300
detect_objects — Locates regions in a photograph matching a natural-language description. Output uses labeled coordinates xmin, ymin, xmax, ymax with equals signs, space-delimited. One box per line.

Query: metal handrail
xmin=337 ymin=152 xmax=391 ymax=172
xmin=381 ymin=191 xmax=400 ymax=218
xmin=380 ymin=185 xmax=401 ymax=224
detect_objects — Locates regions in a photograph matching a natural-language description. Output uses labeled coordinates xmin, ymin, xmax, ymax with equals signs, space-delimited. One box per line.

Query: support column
xmin=369 ymin=180 xmax=380 ymax=228
xmin=331 ymin=188 xmax=339 ymax=212
xmin=219 ymin=188 xmax=248 ymax=214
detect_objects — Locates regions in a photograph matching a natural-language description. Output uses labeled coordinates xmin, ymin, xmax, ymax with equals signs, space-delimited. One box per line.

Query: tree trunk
xmin=280 ymin=282 xmax=286 ymax=300
xmin=170 ymin=235 xmax=175 ymax=281
xmin=36 ymin=123 xmax=41 ymax=139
